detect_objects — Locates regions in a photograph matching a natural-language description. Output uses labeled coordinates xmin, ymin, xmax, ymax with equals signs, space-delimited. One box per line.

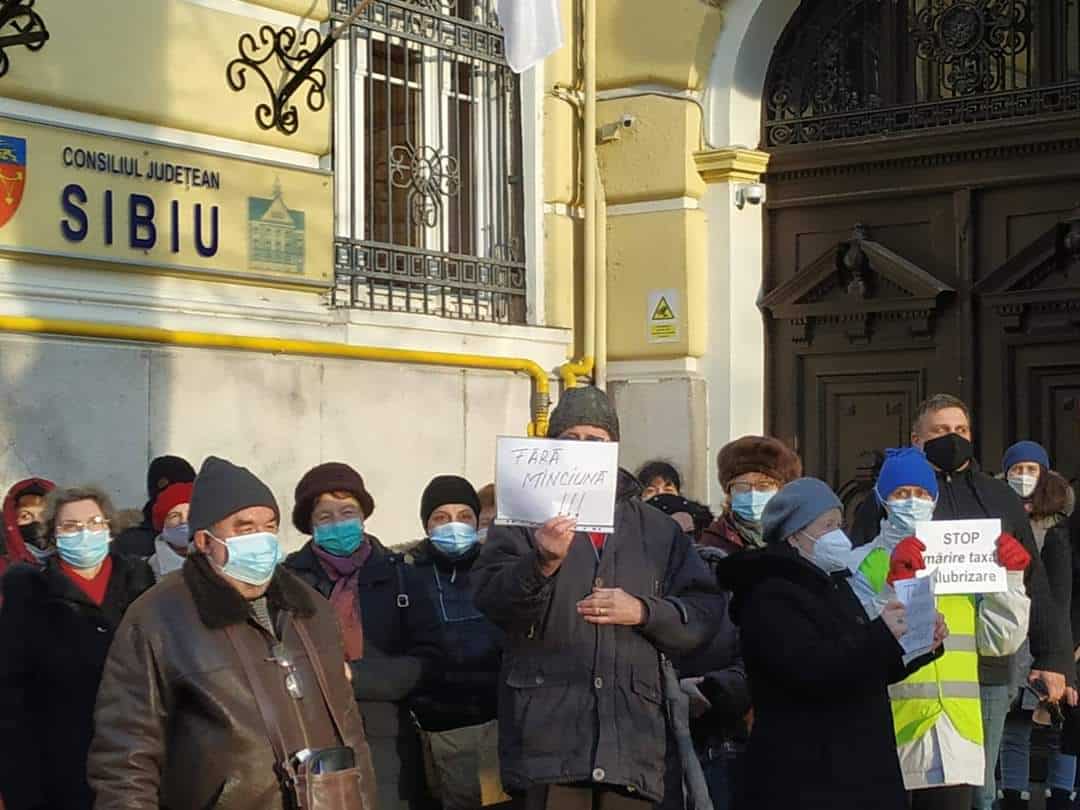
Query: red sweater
xmin=60 ymin=555 xmax=113 ymax=606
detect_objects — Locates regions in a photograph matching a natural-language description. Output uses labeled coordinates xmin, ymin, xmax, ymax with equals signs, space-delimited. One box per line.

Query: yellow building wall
xmin=248 ymin=0 xmax=330 ymax=20
xmin=597 ymin=95 xmax=705 ymax=205
xmin=1 ymin=0 xmax=330 ymax=156
xmin=596 ymin=0 xmax=724 ymax=91
xmin=606 ymin=209 xmax=707 ymax=359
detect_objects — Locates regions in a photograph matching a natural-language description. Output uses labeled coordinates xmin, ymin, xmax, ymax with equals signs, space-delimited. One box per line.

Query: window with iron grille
xmin=330 ymin=0 xmax=528 ymax=324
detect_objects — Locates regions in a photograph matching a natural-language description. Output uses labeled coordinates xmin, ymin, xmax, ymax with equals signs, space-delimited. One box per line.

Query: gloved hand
xmin=997 ymin=533 xmax=1031 ymax=572
xmin=887 ymin=537 xmax=926 ymax=585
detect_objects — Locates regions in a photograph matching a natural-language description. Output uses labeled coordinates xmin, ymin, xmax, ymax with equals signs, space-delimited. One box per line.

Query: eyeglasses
xmin=56 ymin=516 xmax=110 ymax=535
xmin=730 ymin=482 xmax=779 ymax=495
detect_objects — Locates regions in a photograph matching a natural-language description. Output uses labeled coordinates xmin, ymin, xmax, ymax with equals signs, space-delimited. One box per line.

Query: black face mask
xmin=18 ymin=521 xmax=47 ymax=550
xmin=923 ymin=433 xmax=974 ymax=473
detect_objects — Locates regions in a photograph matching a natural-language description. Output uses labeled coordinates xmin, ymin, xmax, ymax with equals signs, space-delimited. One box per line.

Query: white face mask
xmin=1008 ymin=473 xmax=1039 ymax=499
xmin=800 ymin=528 xmax=853 ymax=574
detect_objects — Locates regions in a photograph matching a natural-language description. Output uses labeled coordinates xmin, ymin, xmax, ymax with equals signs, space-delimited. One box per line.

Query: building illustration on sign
xmin=0 ymin=135 xmax=26 ymax=229
xmin=248 ymin=179 xmax=305 ymax=274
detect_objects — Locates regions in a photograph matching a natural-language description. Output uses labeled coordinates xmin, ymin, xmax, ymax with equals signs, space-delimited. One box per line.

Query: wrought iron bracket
xmin=0 ymin=0 xmax=49 ymax=79
xmin=226 ymin=0 xmax=373 ymax=136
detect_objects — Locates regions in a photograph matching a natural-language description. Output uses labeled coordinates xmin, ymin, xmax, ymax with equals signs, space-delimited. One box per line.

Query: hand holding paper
xmin=535 ymin=516 xmax=577 ymax=576
xmin=996 ymin=533 xmax=1031 ymax=572
xmin=887 ymin=537 xmax=927 ymax=585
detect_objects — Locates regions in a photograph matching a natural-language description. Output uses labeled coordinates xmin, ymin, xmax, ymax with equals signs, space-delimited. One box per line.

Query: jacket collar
xmin=182 ymin=554 xmax=316 ymax=630
xmin=43 ymin=553 xmax=142 ymax=627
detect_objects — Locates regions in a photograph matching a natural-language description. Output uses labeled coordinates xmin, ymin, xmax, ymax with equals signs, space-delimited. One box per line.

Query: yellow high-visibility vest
xmin=889 ymin=594 xmax=984 ymax=747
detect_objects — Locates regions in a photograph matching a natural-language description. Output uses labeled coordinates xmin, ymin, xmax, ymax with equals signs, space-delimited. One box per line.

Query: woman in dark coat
xmin=715 ymin=477 xmax=944 ymax=810
xmin=0 ymin=485 xmax=154 ymax=809
xmin=283 ymin=462 xmax=434 ymax=810
xmin=999 ymin=441 xmax=1076 ymax=810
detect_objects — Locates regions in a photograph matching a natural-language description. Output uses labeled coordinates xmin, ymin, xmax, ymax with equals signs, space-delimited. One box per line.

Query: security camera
xmin=621 ymin=114 xmax=637 ymax=129
xmin=734 ymin=183 xmax=766 ymax=209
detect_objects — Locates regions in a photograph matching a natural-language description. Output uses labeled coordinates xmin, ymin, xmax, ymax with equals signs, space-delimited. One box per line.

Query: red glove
xmin=888 ymin=537 xmax=927 ymax=585
xmin=997 ymin=533 xmax=1031 ymax=572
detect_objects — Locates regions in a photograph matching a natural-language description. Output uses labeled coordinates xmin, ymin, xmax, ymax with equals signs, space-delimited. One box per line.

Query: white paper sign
xmin=915 ymin=518 xmax=1006 ymax=595
xmin=894 ymin=576 xmax=936 ymax=659
xmin=494 ymin=437 xmax=619 ymax=533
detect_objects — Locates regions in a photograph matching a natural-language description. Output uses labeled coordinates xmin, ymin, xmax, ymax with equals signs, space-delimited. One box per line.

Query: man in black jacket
xmin=473 ymin=387 xmax=726 ymax=810
xmin=851 ymin=393 xmax=1072 ymax=810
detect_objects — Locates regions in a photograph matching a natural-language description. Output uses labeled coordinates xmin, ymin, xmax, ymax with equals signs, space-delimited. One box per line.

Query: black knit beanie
xmin=147 ymin=455 xmax=196 ymax=499
xmin=547 ymin=386 xmax=620 ymax=441
xmin=188 ymin=456 xmax=279 ymax=537
xmin=421 ymin=475 xmax=480 ymax=528
xmin=293 ymin=462 xmax=376 ymax=535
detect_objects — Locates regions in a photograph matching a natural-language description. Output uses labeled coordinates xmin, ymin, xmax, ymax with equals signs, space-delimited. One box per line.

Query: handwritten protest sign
xmin=915 ymin=518 xmax=1006 ymax=595
xmin=495 ymin=437 xmax=619 ymax=533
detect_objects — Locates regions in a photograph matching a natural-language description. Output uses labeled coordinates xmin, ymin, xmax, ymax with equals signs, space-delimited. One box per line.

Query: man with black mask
xmin=851 ymin=393 xmax=1072 ymax=810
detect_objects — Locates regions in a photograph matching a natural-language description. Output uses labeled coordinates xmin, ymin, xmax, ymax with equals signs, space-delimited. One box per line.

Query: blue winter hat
xmin=761 ymin=478 xmax=842 ymax=544
xmin=875 ymin=448 xmax=939 ymax=504
xmin=1002 ymin=441 xmax=1050 ymax=475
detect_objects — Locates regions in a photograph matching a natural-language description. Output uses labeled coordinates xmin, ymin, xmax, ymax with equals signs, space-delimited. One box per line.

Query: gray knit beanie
xmin=189 ymin=456 xmax=279 ymax=538
xmin=761 ymin=477 xmax=842 ymax=544
xmin=547 ymin=386 xmax=620 ymax=441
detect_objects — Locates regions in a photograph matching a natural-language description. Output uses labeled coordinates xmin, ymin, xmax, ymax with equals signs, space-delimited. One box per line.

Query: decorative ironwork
xmin=0 ymin=0 xmax=49 ymax=79
xmin=765 ymin=0 xmax=1078 ymax=147
xmin=226 ymin=25 xmax=328 ymax=135
xmin=909 ymin=0 xmax=1031 ymax=96
xmin=766 ymin=80 xmax=1080 ymax=146
xmin=389 ymin=144 xmax=461 ymax=229
xmin=331 ymin=0 xmax=527 ymax=323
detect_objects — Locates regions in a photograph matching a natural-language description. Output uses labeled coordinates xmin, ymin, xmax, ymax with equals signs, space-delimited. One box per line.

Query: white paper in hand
xmin=893 ymin=576 xmax=936 ymax=661
xmin=494 ymin=437 xmax=619 ymax=533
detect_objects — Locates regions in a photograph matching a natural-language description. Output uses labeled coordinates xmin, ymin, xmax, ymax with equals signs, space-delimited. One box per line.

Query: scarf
xmin=313 ymin=542 xmax=372 ymax=661
xmin=728 ymin=511 xmax=765 ymax=550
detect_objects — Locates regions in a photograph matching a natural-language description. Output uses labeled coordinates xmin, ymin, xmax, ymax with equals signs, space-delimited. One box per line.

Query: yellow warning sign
xmin=647 ymin=289 xmax=680 ymax=343
xmin=651 ymin=297 xmax=675 ymax=321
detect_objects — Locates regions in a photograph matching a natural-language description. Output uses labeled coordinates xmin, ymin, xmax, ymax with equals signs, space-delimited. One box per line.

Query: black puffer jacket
xmin=406 ymin=540 xmax=502 ymax=732
xmin=284 ymin=539 xmax=433 ymax=810
xmin=716 ymin=544 xmax=917 ymax=810
xmin=472 ymin=471 xmax=726 ymax=802
xmin=853 ymin=462 xmax=1073 ymax=682
xmin=0 ymin=554 xmax=154 ymax=809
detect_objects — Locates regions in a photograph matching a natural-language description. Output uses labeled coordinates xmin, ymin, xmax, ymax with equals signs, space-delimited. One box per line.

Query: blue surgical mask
xmin=801 ymin=528 xmax=853 ymax=574
xmin=56 ymin=529 xmax=111 ymax=570
xmin=161 ymin=523 xmax=191 ymax=551
xmin=208 ymin=531 xmax=282 ymax=586
xmin=731 ymin=490 xmax=777 ymax=523
xmin=430 ymin=522 xmax=479 ymax=558
xmin=313 ymin=518 xmax=365 ymax=557
xmin=885 ymin=497 xmax=936 ymax=537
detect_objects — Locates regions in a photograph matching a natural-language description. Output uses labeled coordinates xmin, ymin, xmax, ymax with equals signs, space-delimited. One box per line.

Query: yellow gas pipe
xmin=0 ymin=315 xmax=552 ymax=436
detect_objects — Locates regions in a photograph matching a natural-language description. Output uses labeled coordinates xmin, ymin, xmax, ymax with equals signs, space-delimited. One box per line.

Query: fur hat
xmin=293 ymin=463 xmax=375 ymax=535
xmin=717 ymin=436 xmax=802 ymax=489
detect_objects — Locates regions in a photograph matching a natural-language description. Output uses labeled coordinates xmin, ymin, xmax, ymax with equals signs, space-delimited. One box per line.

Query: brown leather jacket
xmin=88 ymin=555 xmax=375 ymax=810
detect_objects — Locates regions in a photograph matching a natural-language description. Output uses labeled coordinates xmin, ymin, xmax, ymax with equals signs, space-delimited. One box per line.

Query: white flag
xmin=497 ymin=0 xmax=564 ymax=74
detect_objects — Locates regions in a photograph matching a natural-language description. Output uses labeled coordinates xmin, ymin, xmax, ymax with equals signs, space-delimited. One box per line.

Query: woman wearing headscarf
xmin=997 ymin=441 xmax=1077 ymax=810
xmin=701 ymin=436 xmax=802 ymax=556
xmin=716 ymin=477 xmax=947 ymax=810
xmin=407 ymin=476 xmax=507 ymax=809
xmin=283 ymin=462 xmax=433 ymax=810
xmin=848 ymin=448 xmax=1031 ymax=810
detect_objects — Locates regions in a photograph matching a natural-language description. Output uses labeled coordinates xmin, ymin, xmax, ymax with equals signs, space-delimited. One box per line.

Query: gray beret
xmin=761 ymin=477 xmax=842 ymax=544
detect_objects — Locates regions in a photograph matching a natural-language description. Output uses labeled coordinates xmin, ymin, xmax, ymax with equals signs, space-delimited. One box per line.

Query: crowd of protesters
xmin=0 ymin=388 xmax=1077 ymax=810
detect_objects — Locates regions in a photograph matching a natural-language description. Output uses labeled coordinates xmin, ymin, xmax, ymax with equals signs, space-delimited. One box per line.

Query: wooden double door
xmin=762 ymin=122 xmax=1080 ymax=507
